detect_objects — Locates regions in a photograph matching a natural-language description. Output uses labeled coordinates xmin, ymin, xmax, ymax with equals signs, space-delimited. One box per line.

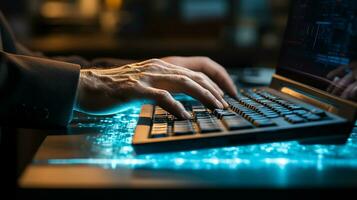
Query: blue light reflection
xmin=45 ymin=100 xmax=357 ymax=171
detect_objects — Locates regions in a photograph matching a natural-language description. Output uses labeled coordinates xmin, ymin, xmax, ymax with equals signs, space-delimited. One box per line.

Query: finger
xmin=326 ymin=77 xmax=340 ymax=93
xmin=147 ymin=73 xmax=224 ymax=109
xmin=153 ymin=66 xmax=228 ymax=108
xmin=164 ymin=62 xmax=225 ymax=97
xmin=191 ymin=57 xmax=238 ymax=97
xmin=326 ymin=65 xmax=348 ymax=80
xmin=144 ymin=87 xmax=191 ymax=119
xmin=199 ymin=72 xmax=225 ymax=96
xmin=185 ymin=71 xmax=229 ymax=108
xmin=331 ymin=73 xmax=354 ymax=95
xmin=341 ymin=81 xmax=357 ymax=100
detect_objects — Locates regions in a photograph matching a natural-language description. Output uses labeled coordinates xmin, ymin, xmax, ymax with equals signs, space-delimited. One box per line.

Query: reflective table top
xmin=20 ymin=95 xmax=357 ymax=188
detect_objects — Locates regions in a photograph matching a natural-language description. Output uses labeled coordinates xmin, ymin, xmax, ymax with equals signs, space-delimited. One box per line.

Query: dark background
xmin=0 ymin=0 xmax=290 ymax=69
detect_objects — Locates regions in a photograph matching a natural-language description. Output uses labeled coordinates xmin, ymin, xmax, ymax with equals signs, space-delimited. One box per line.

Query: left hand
xmin=326 ymin=62 xmax=357 ymax=100
xmin=161 ymin=56 xmax=238 ymax=97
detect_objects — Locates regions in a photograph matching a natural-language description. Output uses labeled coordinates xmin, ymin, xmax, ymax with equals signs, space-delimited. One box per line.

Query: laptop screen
xmin=276 ymin=0 xmax=357 ymax=102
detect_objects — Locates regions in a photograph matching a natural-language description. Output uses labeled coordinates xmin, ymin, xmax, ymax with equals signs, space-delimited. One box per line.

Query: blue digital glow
xmin=41 ymin=99 xmax=357 ymax=171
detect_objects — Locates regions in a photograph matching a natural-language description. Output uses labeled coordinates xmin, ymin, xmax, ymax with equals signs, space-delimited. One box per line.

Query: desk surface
xmin=19 ymin=99 xmax=357 ymax=188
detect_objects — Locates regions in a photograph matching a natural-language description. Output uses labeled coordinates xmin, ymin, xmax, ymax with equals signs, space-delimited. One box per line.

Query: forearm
xmin=13 ymin=41 xmax=136 ymax=69
xmin=41 ymin=56 xmax=136 ymax=69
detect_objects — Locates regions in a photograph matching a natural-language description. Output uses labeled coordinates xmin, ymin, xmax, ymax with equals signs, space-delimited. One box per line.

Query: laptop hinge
xmin=270 ymin=74 xmax=357 ymax=121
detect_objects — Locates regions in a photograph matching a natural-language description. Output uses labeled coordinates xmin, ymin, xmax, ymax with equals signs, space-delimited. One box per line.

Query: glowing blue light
xmin=263 ymin=158 xmax=290 ymax=169
xmin=45 ymin=100 xmax=357 ymax=171
xmin=174 ymin=158 xmax=185 ymax=166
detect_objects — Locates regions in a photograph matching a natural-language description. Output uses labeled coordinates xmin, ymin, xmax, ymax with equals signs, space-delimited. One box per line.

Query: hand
xmin=161 ymin=56 xmax=238 ymax=97
xmin=74 ymin=59 xmax=229 ymax=118
xmin=326 ymin=62 xmax=357 ymax=100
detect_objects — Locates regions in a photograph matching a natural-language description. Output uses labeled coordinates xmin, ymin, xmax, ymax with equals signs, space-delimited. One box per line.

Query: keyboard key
xmin=303 ymin=113 xmax=322 ymax=121
xmin=154 ymin=106 xmax=168 ymax=115
xmin=249 ymin=115 xmax=267 ymax=121
xmin=284 ymin=115 xmax=305 ymax=124
xmin=310 ymin=108 xmax=326 ymax=117
xmin=253 ymin=120 xmax=276 ymax=127
xmin=293 ymin=110 xmax=308 ymax=116
xmin=213 ymin=109 xmax=237 ymax=119
xmin=151 ymin=123 xmax=168 ymax=138
xmin=222 ymin=116 xmax=253 ymax=130
xmin=173 ymin=120 xmax=195 ymax=136
xmin=194 ymin=112 xmax=211 ymax=120
xmin=279 ymin=111 xmax=294 ymax=116
xmin=200 ymin=126 xmax=222 ymax=133
xmin=153 ymin=117 xmax=167 ymax=123
xmin=265 ymin=114 xmax=280 ymax=118
xmin=288 ymin=105 xmax=303 ymax=110
xmin=197 ymin=118 xmax=222 ymax=133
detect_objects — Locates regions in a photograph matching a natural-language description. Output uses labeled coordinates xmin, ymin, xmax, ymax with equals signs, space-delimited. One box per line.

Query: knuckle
xmin=148 ymin=58 xmax=163 ymax=64
xmin=154 ymin=64 xmax=166 ymax=70
xmin=196 ymin=73 xmax=206 ymax=81
xmin=146 ymin=63 xmax=165 ymax=71
xmin=201 ymin=56 xmax=212 ymax=63
xmin=176 ymin=75 xmax=190 ymax=82
xmin=202 ymin=89 xmax=212 ymax=97
xmin=171 ymin=69 xmax=181 ymax=75
xmin=157 ymin=90 xmax=171 ymax=99
xmin=203 ymin=56 xmax=211 ymax=61
xmin=142 ymin=64 xmax=154 ymax=70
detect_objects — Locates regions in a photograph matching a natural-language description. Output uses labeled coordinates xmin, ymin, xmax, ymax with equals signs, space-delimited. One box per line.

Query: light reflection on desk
xmin=40 ymin=100 xmax=357 ymax=172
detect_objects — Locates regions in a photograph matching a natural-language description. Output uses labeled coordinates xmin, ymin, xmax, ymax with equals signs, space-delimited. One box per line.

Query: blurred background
xmin=0 ymin=0 xmax=290 ymax=80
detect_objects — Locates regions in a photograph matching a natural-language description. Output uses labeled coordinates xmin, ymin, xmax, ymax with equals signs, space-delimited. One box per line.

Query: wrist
xmin=74 ymin=70 xmax=90 ymax=111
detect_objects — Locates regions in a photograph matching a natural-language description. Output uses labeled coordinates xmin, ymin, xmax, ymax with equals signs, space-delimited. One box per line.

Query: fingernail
xmin=214 ymin=99 xmax=224 ymax=109
xmin=221 ymin=99 xmax=229 ymax=108
xmin=182 ymin=111 xmax=192 ymax=119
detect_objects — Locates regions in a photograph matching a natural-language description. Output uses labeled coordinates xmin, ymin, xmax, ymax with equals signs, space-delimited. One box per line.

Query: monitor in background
xmin=277 ymin=0 xmax=357 ymax=102
xmin=180 ymin=0 xmax=229 ymax=22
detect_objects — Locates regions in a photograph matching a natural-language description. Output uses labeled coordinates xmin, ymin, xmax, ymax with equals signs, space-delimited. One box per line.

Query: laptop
xmin=132 ymin=0 xmax=357 ymax=154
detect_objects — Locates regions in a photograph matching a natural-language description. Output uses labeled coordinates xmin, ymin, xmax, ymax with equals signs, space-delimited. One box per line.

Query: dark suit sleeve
xmin=0 ymin=51 xmax=80 ymax=127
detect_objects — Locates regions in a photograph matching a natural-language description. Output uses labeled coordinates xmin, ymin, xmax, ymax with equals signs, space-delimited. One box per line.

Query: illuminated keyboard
xmin=132 ymin=88 xmax=349 ymax=154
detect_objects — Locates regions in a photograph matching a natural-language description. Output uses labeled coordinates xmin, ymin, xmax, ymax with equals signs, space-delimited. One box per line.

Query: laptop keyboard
xmin=149 ymin=89 xmax=328 ymax=138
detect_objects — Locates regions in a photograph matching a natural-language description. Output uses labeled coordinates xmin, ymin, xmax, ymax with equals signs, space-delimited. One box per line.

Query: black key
xmin=222 ymin=116 xmax=253 ymax=130
xmin=197 ymin=118 xmax=213 ymax=122
xmin=303 ymin=114 xmax=321 ymax=121
xmin=150 ymin=123 xmax=168 ymax=138
xmin=213 ymin=109 xmax=237 ymax=119
xmin=194 ymin=111 xmax=211 ymax=120
xmin=293 ymin=110 xmax=308 ymax=116
xmin=153 ymin=116 xmax=167 ymax=123
xmin=279 ymin=111 xmax=294 ymax=116
xmin=290 ymin=118 xmax=305 ymax=124
xmin=154 ymin=106 xmax=168 ymax=115
xmin=173 ymin=120 xmax=195 ymax=136
xmin=265 ymin=114 xmax=280 ymax=118
xmin=200 ymin=126 xmax=222 ymax=133
xmin=251 ymin=116 xmax=268 ymax=121
xmin=253 ymin=120 xmax=276 ymax=127
xmin=288 ymin=105 xmax=303 ymax=110
xmin=310 ymin=108 xmax=326 ymax=117
xmin=197 ymin=118 xmax=222 ymax=133
xmin=284 ymin=114 xmax=306 ymax=123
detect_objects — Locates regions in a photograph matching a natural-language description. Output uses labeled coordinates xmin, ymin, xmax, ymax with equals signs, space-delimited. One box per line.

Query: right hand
xmin=74 ymin=59 xmax=229 ymax=118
